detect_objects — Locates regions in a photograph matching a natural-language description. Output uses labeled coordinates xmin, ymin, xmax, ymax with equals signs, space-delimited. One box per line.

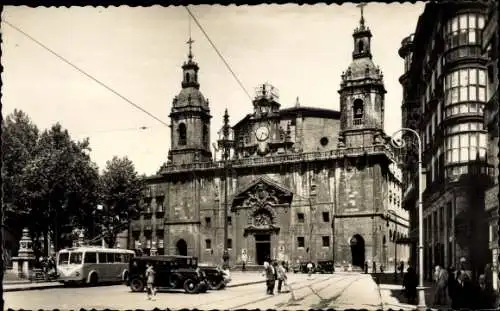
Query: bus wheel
xmin=89 ymin=273 xmax=98 ymax=286
xmin=183 ymin=279 xmax=197 ymax=294
xmin=130 ymin=279 xmax=145 ymax=292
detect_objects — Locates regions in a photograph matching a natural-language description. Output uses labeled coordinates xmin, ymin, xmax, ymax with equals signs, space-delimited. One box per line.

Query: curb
xmin=4 ymin=283 xmax=64 ymax=292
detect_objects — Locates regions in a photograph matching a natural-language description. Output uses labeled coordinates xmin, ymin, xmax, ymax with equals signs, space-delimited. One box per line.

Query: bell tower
xmin=338 ymin=4 xmax=387 ymax=148
xmin=168 ymin=36 xmax=212 ymax=165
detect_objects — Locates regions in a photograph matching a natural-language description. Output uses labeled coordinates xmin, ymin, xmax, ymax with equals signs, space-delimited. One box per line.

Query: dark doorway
xmin=255 ymin=234 xmax=271 ymax=265
xmin=349 ymin=234 xmax=365 ymax=268
xmin=176 ymin=239 xmax=187 ymax=256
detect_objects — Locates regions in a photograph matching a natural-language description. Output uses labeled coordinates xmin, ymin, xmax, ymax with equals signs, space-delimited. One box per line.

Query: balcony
xmin=443 ymin=46 xmax=486 ymax=67
xmin=159 ymin=145 xmax=393 ymax=174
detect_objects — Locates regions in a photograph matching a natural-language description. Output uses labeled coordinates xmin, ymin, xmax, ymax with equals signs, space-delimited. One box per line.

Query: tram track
xmin=188 ymin=274 xmax=335 ymax=309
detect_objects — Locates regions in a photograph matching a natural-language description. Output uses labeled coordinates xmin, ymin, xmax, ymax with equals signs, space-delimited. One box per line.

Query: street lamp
xmin=390 ymin=128 xmax=426 ymax=311
xmin=217 ymin=109 xmax=234 ymax=269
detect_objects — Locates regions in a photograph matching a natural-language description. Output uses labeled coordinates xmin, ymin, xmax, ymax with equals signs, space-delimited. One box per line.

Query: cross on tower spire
xmin=356 ymin=3 xmax=367 ymax=27
xmin=187 ymin=37 xmax=195 ymax=60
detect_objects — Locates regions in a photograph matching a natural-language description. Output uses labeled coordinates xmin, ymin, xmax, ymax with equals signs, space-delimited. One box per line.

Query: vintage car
xmin=198 ymin=265 xmax=228 ymax=290
xmin=315 ymin=260 xmax=335 ymax=274
xmin=127 ymin=256 xmax=207 ymax=294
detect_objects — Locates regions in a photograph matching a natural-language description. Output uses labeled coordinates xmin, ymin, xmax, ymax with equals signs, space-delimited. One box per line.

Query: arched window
xmin=178 ymin=123 xmax=187 ymax=146
xmin=353 ymin=99 xmax=364 ymax=124
xmin=202 ymin=124 xmax=209 ymax=146
xmin=358 ymin=40 xmax=364 ymax=53
xmin=185 ymin=73 xmax=190 ymax=82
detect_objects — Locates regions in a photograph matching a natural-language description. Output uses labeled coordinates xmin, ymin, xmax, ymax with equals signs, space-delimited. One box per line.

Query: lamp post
xmin=390 ymin=128 xmax=426 ymax=311
xmin=218 ymin=109 xmax=234 ymax=269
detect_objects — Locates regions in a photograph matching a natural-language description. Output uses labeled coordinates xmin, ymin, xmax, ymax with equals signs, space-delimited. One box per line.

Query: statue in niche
xmin=254 ymin=213 xmax=271 ymax=227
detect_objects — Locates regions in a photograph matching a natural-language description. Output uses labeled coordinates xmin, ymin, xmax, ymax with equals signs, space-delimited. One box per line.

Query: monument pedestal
xmin=10 ymin=228 xmax=36 ymax=279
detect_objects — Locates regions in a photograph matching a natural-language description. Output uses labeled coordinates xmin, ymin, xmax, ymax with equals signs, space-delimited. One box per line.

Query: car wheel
xmin=130 ymin=278 xmax=145 ymax=292
xmin=89 ymin=273 xmax=98 ymax=286
xmin=183 ymin=279 xmax=197 ymax=294
xmin=208 ymin=279 xmax=224 ymax=290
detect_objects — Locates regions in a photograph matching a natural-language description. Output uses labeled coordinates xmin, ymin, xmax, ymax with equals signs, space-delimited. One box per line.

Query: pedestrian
xmin=276 ymin=261 xmax=288 ymax=293
xmin=447 ymin=266 xmax=459 ymax=309
xmin=364 ymin=261 xmax=369 ymax=274
xmin=145 ymin=263 xmax=156 ymax=300
xmin=307 ymin=261 xmax=313 ymax=278
xmin=372 ymin=261 xmax=376 ymax=273
xmin=433 ymin=265 xmax=448 ymax=306
xmin=474 ymin=274 xmax=497 ymax=309
xmin=403 ymin=266 xmax=417 ymax=304
xmin=263 ymin=261 xmax=276 ymax=295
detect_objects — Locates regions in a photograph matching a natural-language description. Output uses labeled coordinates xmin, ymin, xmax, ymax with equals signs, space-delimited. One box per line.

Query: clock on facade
xmin=255 ymin=126 xmax=270 ymax=141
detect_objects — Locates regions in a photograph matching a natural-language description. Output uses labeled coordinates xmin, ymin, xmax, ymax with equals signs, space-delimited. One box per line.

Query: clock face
xmin=255 ymin=126 xmax=270 ymax=141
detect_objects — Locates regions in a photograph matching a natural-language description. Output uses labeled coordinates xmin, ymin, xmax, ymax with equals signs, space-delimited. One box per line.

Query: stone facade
xmin=130 ymin=13 xmax=409 ymax=269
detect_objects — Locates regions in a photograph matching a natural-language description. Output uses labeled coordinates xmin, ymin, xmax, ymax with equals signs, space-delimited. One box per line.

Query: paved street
xmin=4 ymin=272 xmax=399 ymax=310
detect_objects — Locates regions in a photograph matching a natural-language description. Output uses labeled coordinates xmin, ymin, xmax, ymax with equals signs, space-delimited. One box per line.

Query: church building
xmin=130 ymin=10 xmax=409 ymax=270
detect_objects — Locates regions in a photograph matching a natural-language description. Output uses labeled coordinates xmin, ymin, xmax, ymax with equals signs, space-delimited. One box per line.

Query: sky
xmin=2 ymin=3 xmax=426 ymax=176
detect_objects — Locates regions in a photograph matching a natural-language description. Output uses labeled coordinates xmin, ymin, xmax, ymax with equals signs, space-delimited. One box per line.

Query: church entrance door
xmin=350 ymin=234 xmax=365 ymax=268
xmin=255 ymin=234 xmax=271 ymax=265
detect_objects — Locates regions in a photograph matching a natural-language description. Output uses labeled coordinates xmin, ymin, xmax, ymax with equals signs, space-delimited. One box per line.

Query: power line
xmin=185 ymin=6 xmax=253 ymax=102
xmin=2 ymin=19 xmax=170 ymax=128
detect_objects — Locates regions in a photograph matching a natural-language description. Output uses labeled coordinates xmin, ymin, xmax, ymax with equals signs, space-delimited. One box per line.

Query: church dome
xmin=173 ymin=87 xmax=209 ymax=111
xmin=344 ymin=57 xmax=383 ymax=81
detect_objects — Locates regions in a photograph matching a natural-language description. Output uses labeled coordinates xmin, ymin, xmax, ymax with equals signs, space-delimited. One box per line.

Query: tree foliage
xmin=99 ymin=156 xmax=144 ymax=248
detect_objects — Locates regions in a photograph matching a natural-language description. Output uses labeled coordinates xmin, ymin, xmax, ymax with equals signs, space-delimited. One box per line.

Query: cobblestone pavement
xmin=5 ymin=272 xmax=395 ymax=310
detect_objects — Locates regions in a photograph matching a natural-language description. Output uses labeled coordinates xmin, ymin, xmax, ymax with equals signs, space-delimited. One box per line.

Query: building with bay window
xmin=482 ymin=0 xmax=499 ymax=291
xmin=399 ymin=1 xmax=494 ymax=280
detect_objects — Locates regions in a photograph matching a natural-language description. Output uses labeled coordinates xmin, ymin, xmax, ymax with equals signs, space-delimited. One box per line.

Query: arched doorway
xmin=176 ymin=239 xmax=187 ymax=256
xmin=349 ymin=234 xmax=365 ymax=268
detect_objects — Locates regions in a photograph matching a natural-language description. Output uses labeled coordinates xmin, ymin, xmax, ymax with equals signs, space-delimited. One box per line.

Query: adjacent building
xmin=130 ymin=11 xmax=409 ymax=269
xmin=399 ymin=1 xmax=494 ymax=280
xmin=482 ymin=0 xmax=499 ymax=290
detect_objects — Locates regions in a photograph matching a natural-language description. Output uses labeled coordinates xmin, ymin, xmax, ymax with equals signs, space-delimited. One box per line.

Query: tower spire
xmin=187 ymin=16 xmax=194 ymax=61
xmin=356 ymin=3 xmax=367 ymax=28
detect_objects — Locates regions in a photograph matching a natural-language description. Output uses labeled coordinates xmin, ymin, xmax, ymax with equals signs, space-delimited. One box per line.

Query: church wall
xmin=300 ymin=117 xmax=340 ymax=153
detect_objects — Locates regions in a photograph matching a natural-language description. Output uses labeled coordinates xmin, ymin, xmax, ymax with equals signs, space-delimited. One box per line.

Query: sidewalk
xmin=373 ymin=273 xmax=450 ymax=310
xmin=3 ymin=271 xmax=265 ymax=292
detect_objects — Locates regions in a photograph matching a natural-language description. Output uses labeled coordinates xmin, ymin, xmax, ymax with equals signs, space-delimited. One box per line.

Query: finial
xmin=356 ymin=3 xmax=367 ymax=27
xmin=187 ymin=16 xmax=194 ymax=61
xmin=295 ymin=96 xmax=300 ymax=107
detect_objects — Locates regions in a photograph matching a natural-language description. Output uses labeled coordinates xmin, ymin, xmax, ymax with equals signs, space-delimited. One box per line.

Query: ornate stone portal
xmin=231 ymin=177 xmax=293 ymax=264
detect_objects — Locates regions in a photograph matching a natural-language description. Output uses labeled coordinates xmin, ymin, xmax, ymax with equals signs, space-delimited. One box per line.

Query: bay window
xmin=444 ymin=13 xmax=485 ymax=50
xmin=444 ymin=68 xmax=487 ymax=117
xmin=445 ymin=131 xmax=487 ymax=164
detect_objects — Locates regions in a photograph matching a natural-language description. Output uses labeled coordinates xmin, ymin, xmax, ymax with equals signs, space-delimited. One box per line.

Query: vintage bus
xmin=56 ymin=246 xmax=135 ymax=285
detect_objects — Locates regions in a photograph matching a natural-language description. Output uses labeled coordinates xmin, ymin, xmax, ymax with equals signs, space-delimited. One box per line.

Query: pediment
xmin=231 ymin=177 xmax=293 ymax=210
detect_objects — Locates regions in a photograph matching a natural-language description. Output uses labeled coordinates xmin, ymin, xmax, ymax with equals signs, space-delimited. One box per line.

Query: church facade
xmin=129 ymin=14 xmax=409 ymax=269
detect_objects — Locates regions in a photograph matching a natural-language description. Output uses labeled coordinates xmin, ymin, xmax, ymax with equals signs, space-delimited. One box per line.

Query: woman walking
xmin=277 ymin=261 xmax=289 ymax=293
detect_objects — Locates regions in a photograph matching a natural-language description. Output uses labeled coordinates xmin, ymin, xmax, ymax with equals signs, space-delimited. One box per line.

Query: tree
xmin=99 ymin=156 xmax=144 ymax=248
xmin=1 ymin=110 xmax=40 ymax=231
xmin=22 ymin=123 xmax=100 ymax=252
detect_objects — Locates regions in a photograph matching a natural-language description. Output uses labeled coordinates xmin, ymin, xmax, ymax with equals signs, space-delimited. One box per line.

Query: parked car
xmin=127 ymin=256 xmax=207 ymax=294
xmin=199 ymin=265 xmax=228 ymax=290
xmin=315 ymin=260 xmax=335 ymax=274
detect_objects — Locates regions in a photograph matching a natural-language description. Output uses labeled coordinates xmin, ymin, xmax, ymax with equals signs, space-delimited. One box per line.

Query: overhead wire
xmin=2 ymin=19 xmax=170 ymax=128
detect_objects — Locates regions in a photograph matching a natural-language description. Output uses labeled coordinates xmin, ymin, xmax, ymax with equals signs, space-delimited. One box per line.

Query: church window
xmin=178 ymin=123 xmax=187 ymax=146
xmin=297 ymin=213 xmax=305 ymax=223
xmin=353 ymin=99 xmax=364 ymax=124
xmin=185 ymin=73 xmax=190 ymax=82
xmin=205 ymin=239 xmax=212 ymax=249
xmin=205 ymin=217 xmax=211 ymax=228
xmin=202 ymin=124 xmax=209 ymax=146
xmin=322 ymin=212 xmax=330 ymax=222
xmin=358 ymin=40 xmax=364 ymax=53
xmin=320 ymin=137 xmax=329 ymax=147
xmin=227 ymin=216 xmax=232 ymax=226
xmin=297 ymin=237 xmax=305 ymax=248
xmin=227 ymin=239 xmax=233 ymax=249
xmin=322 ymin=236 xmax=330 ymax=247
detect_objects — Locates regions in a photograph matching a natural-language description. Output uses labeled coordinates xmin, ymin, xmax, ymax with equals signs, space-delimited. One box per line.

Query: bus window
xmin=107 ymin=253 xmax=115 ymax=263
xmin=59 ymin=253 xmax=69 ymax=265
xmin=98 ymin=253 xmax=107 ymax=263
xmin=69 ymin=252 xmax=83 ymax=264
xmin=115 ymin=253 xmax=122 ymax=263
xmin=84 ymin=252 xmax=97 ymax=264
